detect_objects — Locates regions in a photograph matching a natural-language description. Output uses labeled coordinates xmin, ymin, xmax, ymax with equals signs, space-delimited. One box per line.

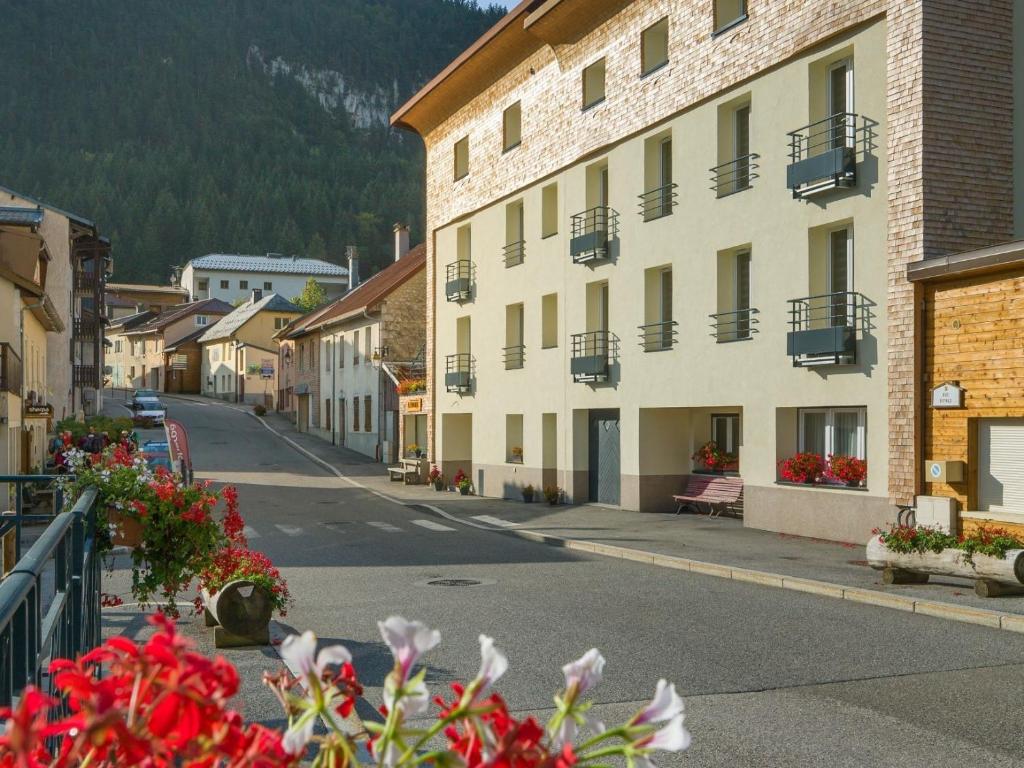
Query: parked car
xmin=132 ymin=399 xmax=167 ymax=426
xmin=131 ymin=388 xmax=158 ymax=406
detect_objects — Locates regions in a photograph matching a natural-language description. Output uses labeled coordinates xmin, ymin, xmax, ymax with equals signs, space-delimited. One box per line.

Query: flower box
xmin=202 ymin=579 xmax=274 ymax=647
xmin=107 ymin=508 xmax=144 ymax=548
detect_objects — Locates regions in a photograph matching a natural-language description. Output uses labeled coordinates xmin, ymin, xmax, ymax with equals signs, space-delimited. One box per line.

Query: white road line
xmin=367 ymin=521 xmax=403 ymax=533
xmin=471 ymin=515 xmax=519 ymax=528
xmin=274 ymin=524 xmax=304 ymax=536
xmin=243 ymin=525 xmax=261 ymax=539
xmin=409 ymin=519 xmax=456 ymax=532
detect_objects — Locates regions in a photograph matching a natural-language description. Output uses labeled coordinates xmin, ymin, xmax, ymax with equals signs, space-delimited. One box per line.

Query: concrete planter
xmin=866 ymin=536 xmax=1024 ymax=597
xmin=202 ymin=579 xmax=273 ymax=647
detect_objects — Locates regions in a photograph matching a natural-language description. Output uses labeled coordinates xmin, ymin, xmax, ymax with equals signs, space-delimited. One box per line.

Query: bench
xmin=387 ymin=465 xmax=418 ymax=483
xmin=673 ymin=475 xmax=743 ymax=518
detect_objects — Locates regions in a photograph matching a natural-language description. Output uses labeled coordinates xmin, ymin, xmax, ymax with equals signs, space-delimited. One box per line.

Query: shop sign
xmin=931 ymin=382 xmax=964 ymax=409
xmin=405 ymin=397 xmax=423 ymax=413
xmin=24 ymin=403 xmax=53 ymax=418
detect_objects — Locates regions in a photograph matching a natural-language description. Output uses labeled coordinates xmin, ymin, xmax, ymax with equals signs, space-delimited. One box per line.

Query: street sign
xmin=260 ymin=359 xmax=274 ymax=379
xmin=931 ymin=382 xmax=964 ymax=409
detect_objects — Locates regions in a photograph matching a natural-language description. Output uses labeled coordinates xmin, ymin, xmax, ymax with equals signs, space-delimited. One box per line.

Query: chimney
xmin=393 ymin=223 xmax=410 ymax=261
xmin=346 ymin=245 xmax=360 ymax=289
xmin=251 ymin=288 xmax=263 ymax=303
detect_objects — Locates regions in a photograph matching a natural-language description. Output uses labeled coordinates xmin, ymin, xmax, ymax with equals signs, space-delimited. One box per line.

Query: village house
xmin=105 ymin=282 xmax=189 ymax=319
xmin=272 ymin=302 xmax=340 ymax=438
xmin=105 ymin=310 xmax=155 ymax=392
xmin=178 ymin=253 xmax=349 ymax=305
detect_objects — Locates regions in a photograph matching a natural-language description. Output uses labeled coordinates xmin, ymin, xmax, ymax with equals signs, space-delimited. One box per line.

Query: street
xmin=105 ymin=396 xmax=1024 ymax=767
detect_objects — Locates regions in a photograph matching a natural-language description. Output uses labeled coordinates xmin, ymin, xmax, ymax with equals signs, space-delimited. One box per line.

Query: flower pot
xmin=202 ymin=579 xmax=273 ymax=647
xmin=107 ymin=508 xmax=144 ymax=548
xmin=433 ymin=481 xmax=445 ymax=491
xmin=522 ymin=492 xmax=534 ymax=503
xmin=866 ymin=537 xmax=1024 ymax=597
xmin=459 ymin=486 xmax=470 ymax=496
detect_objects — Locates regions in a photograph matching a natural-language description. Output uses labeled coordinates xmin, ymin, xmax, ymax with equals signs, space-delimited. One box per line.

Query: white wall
xmin=181 ymin=265 xmax=347 ymax=304
xmin=319 ymin=319 xmax=383 ymax=460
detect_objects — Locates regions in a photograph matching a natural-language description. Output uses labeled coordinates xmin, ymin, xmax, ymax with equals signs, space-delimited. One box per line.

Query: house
xmin=105 ymin=282 xmax=189 ymax=318
xmin=198 ymin=290 xmax=302 ymax=407
xmin=179 ymin=253 xmax=349 ymax=305
xmin=106 ymin=310 xmax=156 ymax=391
xmin=272 ymin=301 xmax=341 ymax=436
xmin=390 ymin=0 xmax=1021 ymax=543
xmin=121 ymin=298 xmax=234 ymax=393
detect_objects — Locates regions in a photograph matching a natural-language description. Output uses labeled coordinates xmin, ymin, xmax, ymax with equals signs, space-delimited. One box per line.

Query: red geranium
xmin=778 ymin=452 xmax=824 ymax=484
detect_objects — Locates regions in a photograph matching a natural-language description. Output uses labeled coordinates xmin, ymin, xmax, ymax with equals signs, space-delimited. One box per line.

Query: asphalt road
xmin=103 ymin=395 xmax=1024 ymax=767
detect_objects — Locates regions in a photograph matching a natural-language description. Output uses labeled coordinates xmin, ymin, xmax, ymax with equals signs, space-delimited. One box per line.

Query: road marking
xmin=471 ymin=515 xmax=519 ymax=528
xmin=243 ymin=525 xmax=261 ymax=539
xmin=367 ymin=521 xmax=403 ymax=533
xmin=274 ymin=524 xmax=304 ymax=536
xmin=409 ymin=519 xmax=456 ymax=532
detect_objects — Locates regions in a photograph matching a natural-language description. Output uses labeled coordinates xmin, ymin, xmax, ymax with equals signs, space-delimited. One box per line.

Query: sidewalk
xmin=175 ymin=393 xmax=1024 ymax=631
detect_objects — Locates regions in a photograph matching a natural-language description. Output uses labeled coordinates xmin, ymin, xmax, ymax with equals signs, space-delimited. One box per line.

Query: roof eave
xmin=907 ymin=239 xmax=1024 ymax=282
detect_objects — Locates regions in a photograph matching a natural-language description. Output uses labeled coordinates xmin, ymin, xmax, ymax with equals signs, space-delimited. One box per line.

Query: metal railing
xmin=503 ymin=241 xmax=525 ymax=268
xmin=570 ymin=330 xmax=610 ymax=382
xmin=1 ymin=343 xmax=23 ymax=396
xmin=73 ymin=269 xmax=102 ymax=293
xmin=786 ymin=291 xmax=863 ymax=365
xmin=0 ymin=485 xmax=99 ymax=709
xmin=638 ymin=184 xmax=678 ymax=221
xmin=445 ymin=260 xmax=473 ymax=302
xmin=788 ymin=291 xmax=862 ymax=331
xmin=502 ymin=345 xmax=525 ymax=370
xmin=638 ymin=320 xmax=678 ymax=351
xmin=444 ymin=353 xmax=473 ymax=393
xmin=73 ymin=317 xmax=100 ymax=340
xmin=570 ymin=206 xmax=616 ymax=263
xmin=709 ymin=154 xmax=760 ymax=197
xmin=786 ymin=113 xmax=865 ymax=197
xmin=73 ymin=365 xmax=100 ymax=388
xmin=0 ymin=475 xmax=68 ymax=565
xmin=788 ymin=112 xmax=864 ymax=165
xmin=709 ymin=308 xmax=760 ymax=342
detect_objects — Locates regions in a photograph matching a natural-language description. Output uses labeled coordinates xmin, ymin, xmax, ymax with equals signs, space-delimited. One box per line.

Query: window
xmin=198 ymin=278 xmax=209 ymax=291
xmin=714 ymin=0 xmax=747 ymax=34
xmin=364 ymin=395 xmax=372 ymax=432
xmin=733 ymin=104 xmax=751 ymax=190
xmin=298 ymin=342 xmax=305 ymax=371
xmin=195 ymin=315 xmax=209 ymax=327
xmin=641 ymin=17 xmax=669 ymax=75
xmin=129 ymin=365 xmax=135 ymax=379
xmin=325 ymin=399 xmax=331 ymax=430
xmin=274 ymin=317 xmax=288 ymax=330
xmin=505 ymin=200 xmax=524 ymax=266
xmin=503 ymin=101 xmax=522 ymax=152
xmin=339 ymin=335 xmax=345 ymax=368
xmin=220 ymin=280 xmax=229 ymax=289
xmin=799 ymin=407 xmax=866 ymax=460
xmin=324 ymin=339 xmax=332 ymax=371
xmin=506 ymin=414 xmax=524 ymax=463
xmin=364 ymin=328 xmax=372 ymax=364
xmin=642 ymin=131 xmax=673 ymax=220
xmin=240 ymin=280 xmax=248 ymax=290
xmin=541 ymin=293 xmax=558 ymax=349
xmin=642 ymin=266 xmax=673 ymax=351
xmin=353 ymin=396 xmax=360 ymax=432
xmin=454 ymin=136 xmax=469 ymax=180
xmin=582 ymin=58 xmax=606 ymax=109
xmin=541 ymin=183 xmax=558 ymax=238
xmin=211 ymin=346 xmax=220 ymax=362
xmin=711 ymin=414 xmax=740 ymax=454
xmin=264 ymin=281 xmax=272 ymax=291
xmin=505 ymin=303 xmax=524 ymax=369
xmin=714 ymin=248 xmax=753 ymax=342
xmin=114 ymin=340 xmax=122 ymax=353
xmin=353 ymin=330 xmax=360 ymax=365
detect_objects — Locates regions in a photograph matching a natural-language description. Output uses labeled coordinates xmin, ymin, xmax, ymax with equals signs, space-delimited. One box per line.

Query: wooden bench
xmin=388 ymin=458 xmax=428 ymax=484
xmin=673 ymin=475 xmax=743 ymax=518
xmin=387 ymin=465 xmax=418 ymax=483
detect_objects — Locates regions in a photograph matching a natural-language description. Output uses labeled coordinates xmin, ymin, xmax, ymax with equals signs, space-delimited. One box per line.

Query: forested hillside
xmin=0 ymin=0 xmax=502 ymax=282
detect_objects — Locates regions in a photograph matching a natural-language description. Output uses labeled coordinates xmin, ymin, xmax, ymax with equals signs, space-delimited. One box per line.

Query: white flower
xmin=378 ymin=616 xmax=440 ymax=681
xmin=635 ymin=680 xmax=683 ymax=725
xmin=644 ymin=714 xmax=690 ymax=752
xmin=382 ymin=672 xmax=430 ymax=718
xmin=474 ymin=634 xmax=508 ymax=694
xmin=281 ymin=710 xmax=317 ymax=755
xmin=281 ymin=630 xmax=351 ymax=679
xmin=562 ymin=648 xmax=605 ymax=695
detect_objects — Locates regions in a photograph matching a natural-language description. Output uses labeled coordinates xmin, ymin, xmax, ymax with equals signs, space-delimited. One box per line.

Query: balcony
xmin=709 ymin=308 xmax=760 ymax=342
xmin=73 ymin=268 xmax=102 ymax=294
xmin=73 ymin=364 xmax=100 ymax=388
xmin=444 ymin=353 xmax=473 ymax=393
xmin=709 ymin=154 xmax=760 ymax=197
xmin=503 ymin=240 xmax=525 ymax=268
xmin=787 ymin=113 xmax=866 ymax=199
xmin=502 ymin=345 xmax=525 ymax=370
xmin=445 ymin=260 xmax=472 ymax=302
xmin=0 ymin=343 xmax=23 ymax=396
xmin=638 ymin=320 xmax=677 ymax=352
xmin=570 ymin=207 xmax=616 ymax=263
xmin=786 ymin=292 xmax=863 ymax=366
xmin=73 ymin=317 xmax=100 ymax=340
xmin=570 ymin=331 xmax=609 ymax=383
xmin=637 ymin=184 xmax=677 ymax=222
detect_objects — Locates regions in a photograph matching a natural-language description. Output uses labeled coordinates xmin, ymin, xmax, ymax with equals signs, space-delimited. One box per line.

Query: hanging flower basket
xmin=106 ymin=507 xmax=144 ymax=548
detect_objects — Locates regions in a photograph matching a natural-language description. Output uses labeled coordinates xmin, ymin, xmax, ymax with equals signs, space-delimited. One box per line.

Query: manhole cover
xmin=427 ymin=578 xmax=483 ymax=587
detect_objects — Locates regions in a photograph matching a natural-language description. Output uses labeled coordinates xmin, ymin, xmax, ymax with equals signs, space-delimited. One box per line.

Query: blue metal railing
xmin=0 ymin=485 xmax=100 ymax=708
xmin=0 ymin=475 xmax=68 ymax=565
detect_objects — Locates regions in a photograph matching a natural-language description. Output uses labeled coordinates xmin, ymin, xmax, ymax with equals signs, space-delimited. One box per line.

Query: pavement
xmin=95 ymin=392 xmax=1024 ymax=766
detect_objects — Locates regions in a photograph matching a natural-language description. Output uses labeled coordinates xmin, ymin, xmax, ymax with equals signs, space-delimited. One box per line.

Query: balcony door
xmin=733 ymin=105 xmax=750 ymax=189
xmin=828 ymin=60 xmax=853 ymax=149
xmin=734 ymin=251 xmax=751 ymax=339
xmin=828 ymin=227 xmax=852 ymax=327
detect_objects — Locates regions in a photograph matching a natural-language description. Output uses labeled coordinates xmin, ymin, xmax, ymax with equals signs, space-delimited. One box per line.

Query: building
xmin=272 ymin=302 xmax=339 ymax=437
xmin=105 ymin=282 xmax=189 ymax=318
xmin=105 ymin=310 xmax=156 ymax=392
xmin=179 ymin=253 xmax=349 ymax=305
xmin=198 ymin=290 xmax=302 ymax=406
xmin=120 ymin=299 xmax=234 ymax=393
xmin=391 ymin=0 xmax=1022 ymax=543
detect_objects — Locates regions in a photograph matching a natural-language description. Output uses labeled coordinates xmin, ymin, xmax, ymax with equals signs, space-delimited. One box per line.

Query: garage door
xmin=978 ymin=419 xmax=1024 ymax=514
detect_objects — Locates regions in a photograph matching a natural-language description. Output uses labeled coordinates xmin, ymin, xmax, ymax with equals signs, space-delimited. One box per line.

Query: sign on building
xmin=171 ymin=354 xmax=188 ymax=370
xmin=260 ymin=359 xmax=274 ymax=379
xmin=931 ymin=382 xmax=964 ymax=409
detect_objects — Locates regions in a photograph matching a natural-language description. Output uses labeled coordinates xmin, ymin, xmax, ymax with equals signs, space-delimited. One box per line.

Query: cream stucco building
xmin=392 ymin=0 xmax=1023 ymax=543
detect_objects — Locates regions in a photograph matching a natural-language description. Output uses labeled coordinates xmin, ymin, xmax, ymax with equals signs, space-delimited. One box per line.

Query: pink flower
xmin=378 ymin=616 xmax=440 ymax=683
xmin=634 ymin=679 xmax=683 ymax=725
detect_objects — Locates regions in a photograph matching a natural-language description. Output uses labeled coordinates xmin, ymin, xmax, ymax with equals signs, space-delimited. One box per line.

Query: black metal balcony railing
xmin=0 ymin=343 xmax=23 ymax=396
xmin=709 ymin=308 xmax=760 ymax=342
xmin=709 ymin=154 xmax=760 ymax=197
xmin=445 ymin=353 xmax=473 ymax=393
xmin=73 ymin=317 xmax=100 ymax=340
xmin=73 ymin=364 xmax=100 ymax=388
xmin=638 ymin=184 xmax=678 ymax=221
xmin=73 ymin=269 xmax=102 ymax=293
xmin=502 ymin=345 xmax=525 ymax=370
xmin=445 ymin=260 xmax=473 ymax=302
xmin=570 ymin=206 xmax=616 ymax=263
xmin=787 ymin=112 xmax=866 ymax=198
xmin=787 ymin=291 xmax=863 ymax=366
xmin=570 ymin=330 xmax=610 ymax=383
xmin=638 ymin=320 xmax=678 ymax=351
xmin=503 ymin=241 xmax=525 ymax=268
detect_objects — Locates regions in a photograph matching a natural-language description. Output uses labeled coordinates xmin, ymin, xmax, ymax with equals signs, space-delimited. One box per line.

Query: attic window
xmin=454 ymin=136 xmax=470 ymax=180
xmin=503 ymin=101 xmax=522 ymax=152
xmin=582 ymin=58 xmax=606 ymax=110
xmin=714 ymin=0 xmax=747 ymax=35
xmin=641 ymin=18 xmax=669 ymax=75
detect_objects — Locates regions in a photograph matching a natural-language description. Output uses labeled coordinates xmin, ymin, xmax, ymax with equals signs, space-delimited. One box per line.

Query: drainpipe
xmin=362 ymin=308 xmax=383 ymax=462
xmin=331 ymin=330 xmax=337 ymax=445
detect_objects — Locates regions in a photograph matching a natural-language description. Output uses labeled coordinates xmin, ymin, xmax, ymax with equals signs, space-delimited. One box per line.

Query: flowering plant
xmin=453 ymin=468 xmax=468 ymax=487
xmin=1 ymin=616 xmax=692 ymax=768
xmin=544 ymin=486 xmax=561 ymax=505
xmin=397 ymin=378 xmax=427 ymax=395
xmin=196 ymin=545 xmax=292 ymax=617
xmin=428 ymin=465 xmax=442 ymax=483
xmin=874 ymin=524 xmax=1024 ymax=567
xmin=691 ymin=441 xmax=737 ymax=472
xmin=777 ymin=452 xmax=824 ymax=484
xmin=825 ymin=454 xmax=867 ymax=486
xmin=406 ymin=443 xmax=420 ymax=456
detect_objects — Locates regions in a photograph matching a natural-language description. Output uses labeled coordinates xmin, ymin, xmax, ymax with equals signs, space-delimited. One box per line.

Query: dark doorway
xmin=588 ymin=409 xmax=621 ymax=505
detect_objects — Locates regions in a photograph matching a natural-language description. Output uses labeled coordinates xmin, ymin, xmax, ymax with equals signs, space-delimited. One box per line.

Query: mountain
xmin=0 ymin=0 xmax=503 ymax=283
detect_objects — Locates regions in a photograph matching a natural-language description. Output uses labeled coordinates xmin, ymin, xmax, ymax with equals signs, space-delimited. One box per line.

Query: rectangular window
xmin=324 ymin=340 xmax=332 ymax=371
xmin=240 ymin=280 xmax=248 ymax=290
xmin=339 ymin=335 xmax=345 ymax=367
xmin=220 ymin=280 xmax=229 ymax=289
xmin=541 ymin=183 xmax=558 ymax=238
xmin=505 ymin=200 xmax=525 ymax=266
xmin=504 ymin=303 xmax=524 ymax=369
xmin=325 ymin=399 xmax=331 ymax=430
xmin=798 ymin=407 xmax=866 ymax=460
xmin=264 ymin=281 xmax=272 ymax=291
xmin=503 ymin=101 xmax=522 ymax=152
xmin=364 ymin=395 xmax=372 ymax=432
xmin=298 ymin=343 xmax=305 ymax=371
xmin=454 ymin=136 xmax=469 ymax=180
xmin=734 ymin=104 xmax=751 ymax=190
xmin=541 ymin=293 xmax=558 ymax=349
xmin=353 ymin=396 xmax=360 ymax=432
xmin=714 ymin=0 xmax=747 ymax=33
xmin=643 ymin=131 xmax=673 ymax=220
xmin=641 ymin=17 xmax=669 ymax=75
xmin=198 ymin=278 xmax=209 ymax=292
xmin=275 ymin=317 xmax=288 ymax=330
xmin=711 ymin=414 xmax=741 ymax=454
xmin=582 ymin=58 xmax=606 ymax=109
xmin=828 ymin=226 xmax=852 ymax=326
xmin=353 ymin=330 xmax=360 ymax=365
xmin=364 ymin=328 xmax=372 ymax=364
xmin=642 ymin=266 xmax=673 ymax=351
xmin=195 ymin=315 xmax=209 ymax=327
xmin=715 ymin=247 xmax=753 ymax=342
xmin=506 ymin=414 xmax=524 ymax=464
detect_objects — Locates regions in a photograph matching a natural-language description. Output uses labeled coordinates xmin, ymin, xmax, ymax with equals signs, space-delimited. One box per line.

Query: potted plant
xmin=406 ymin=443 xmax=420 ymax=458
xmin=777 ymin=452 xmax=824 ymax=484
xmin=198 ymin=545 xmax=291 ymax=647
xmin=522 ymin=484 xmax=535 ymax=503
xmin=543 ymin=485 xmax=561 ymax=505
xmin=428 ymin=465 xmax=445 ymax=491
xmin=510 ymin=446 xmax=523 ymax=464
xmin=453 ymin=468 xmax=472 ymax=495
xmin=825 ymin=454 xmax=867 ymax=487
xmin=691 ymin=441 xmax=737 ymax=473
xmin=253 ymin=403 xmax=267 ymax=417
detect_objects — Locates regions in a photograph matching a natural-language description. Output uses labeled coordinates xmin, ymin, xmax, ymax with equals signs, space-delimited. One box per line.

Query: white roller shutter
xmin=978 ymin=419 xmax=1024 ymax=514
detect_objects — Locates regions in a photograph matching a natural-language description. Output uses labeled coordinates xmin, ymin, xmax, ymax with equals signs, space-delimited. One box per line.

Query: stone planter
xmin=202 ymin=579 xmax=274 ymax=647
xmin=866 ymin=536 xmax=1024 ymax=597
xmin=107 ymin=509 xmax=144 ymax=548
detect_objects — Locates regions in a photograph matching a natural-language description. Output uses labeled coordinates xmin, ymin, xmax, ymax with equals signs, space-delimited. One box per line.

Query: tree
xmin=292 ymin=278 xmax=329 ymax=312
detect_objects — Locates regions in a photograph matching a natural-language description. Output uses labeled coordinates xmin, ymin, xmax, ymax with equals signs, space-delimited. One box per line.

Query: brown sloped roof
xmin=126 ymin=298 xmax=235 ymax=335
xmin=307 ymin=244 xmax=425 ymax=332
xmin=276 ymin=298 xmax=346 ymax=341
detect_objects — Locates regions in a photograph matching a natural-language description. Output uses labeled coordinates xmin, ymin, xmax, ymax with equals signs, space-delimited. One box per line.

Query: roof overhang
xmin=907 ymin=239 xmax=1024 ymax=283
xmin=23 ymin=292 xmax=65 ymax=333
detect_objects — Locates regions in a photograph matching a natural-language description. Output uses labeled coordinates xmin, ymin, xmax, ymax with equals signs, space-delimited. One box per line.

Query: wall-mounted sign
xmin=171 ymin=354 xmax=188 ymax=370
xmin=406 ymin=397 xmax=423 ymax=413
xmin=931 ymin=382 xmax=964 ymax=409
xmin=24 ymin=403 xmax=53 ymax=418
xmin=260 ymin=359 xmax=274 ymax=379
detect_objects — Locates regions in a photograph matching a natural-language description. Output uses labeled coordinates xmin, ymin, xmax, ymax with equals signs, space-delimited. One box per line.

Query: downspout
xmin=331 ymin=329 xmax=337 ymax=445
xmin=363 ymin=308 xmax=382 ymax=462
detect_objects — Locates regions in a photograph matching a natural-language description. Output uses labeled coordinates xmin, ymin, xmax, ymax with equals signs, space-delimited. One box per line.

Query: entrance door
xmin=588 ymin=409 xmax=620 ymax=505
xmin=297 ymin=396 xmax=309 ymax=433
xmin=338 ymin=398 xmax=345 ymax=445
xmin=978 ymin=419 xmax=1024 ymax=515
